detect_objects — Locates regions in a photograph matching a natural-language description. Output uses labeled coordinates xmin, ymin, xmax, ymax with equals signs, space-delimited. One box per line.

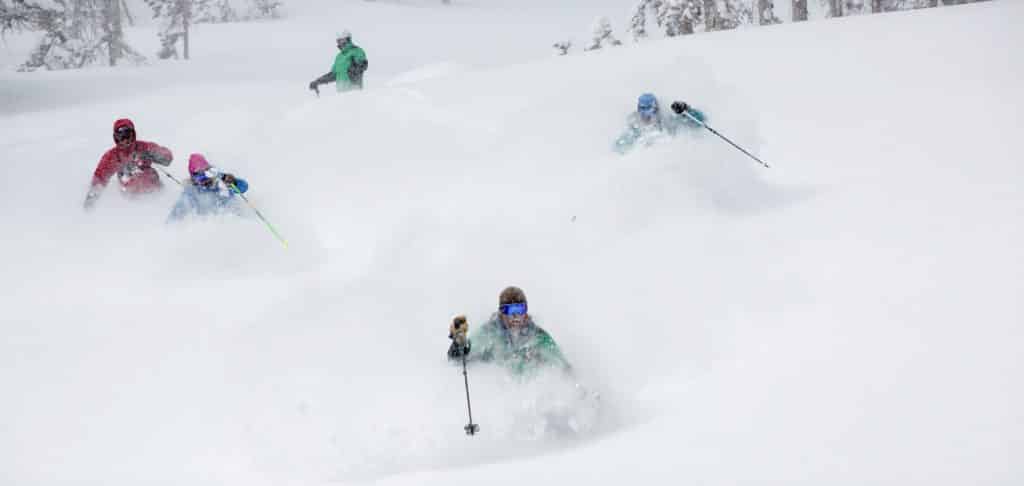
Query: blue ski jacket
xmin=613 ymin=107 xmax=706 ymax=154
xmin=167 ymin=175 xmax=248 ymax=222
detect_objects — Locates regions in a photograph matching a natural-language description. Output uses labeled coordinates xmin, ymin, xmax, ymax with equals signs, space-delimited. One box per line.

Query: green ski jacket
xmin=331 ymin=43 xmax=368 ymax=91
xmin=448 ymin=313 xmax=571 ymax=377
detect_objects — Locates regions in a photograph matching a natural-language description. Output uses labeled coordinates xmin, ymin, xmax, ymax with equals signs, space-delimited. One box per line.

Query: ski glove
xmin=221 ymin=173 xmax=237 ymax=186
xmin=348 ymin=60 xmax=368 ymax=81
xmin=449 ymin=315 xmax=468 ymax=346
xmin=83 ymin=190 xmax=99 ymax=210
xmin=670 ymin=101 xmax=689 ymax=115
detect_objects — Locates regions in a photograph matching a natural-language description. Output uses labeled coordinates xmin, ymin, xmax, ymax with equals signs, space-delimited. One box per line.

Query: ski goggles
xmin=191 ymin=170 xmax=215 ymax=185
xmin=499 ymin=302 xmax=528 ymax=316
xmin=114 ymin=127 xmax=134 ymax=142
xmin=638 ymin=104 xmax=657 ymax=116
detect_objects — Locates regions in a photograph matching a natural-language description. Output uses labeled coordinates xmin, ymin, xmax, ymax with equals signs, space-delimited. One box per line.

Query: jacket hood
xmin=188 ymin=153 xmax=212 ymax=175
xmin=113 ymin=118 xmax=135 ymax=132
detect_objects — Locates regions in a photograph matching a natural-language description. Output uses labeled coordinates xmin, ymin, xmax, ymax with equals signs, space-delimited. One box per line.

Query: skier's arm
xmin=670 ymin=101 xmax=705 ymax=125
xmin=309 ymin=71 xmax=334 ymax=90
xmin=136 ymin=141 xmax=173 ymax=167
xmin=221 ymin=174 xmax=248 ymax=194
xmin=536 ymin=330 xmax=572 ymax=373
xmin=348 ymin=48 xmax=368 ymax=79
xmin=85 ymin=151 xmax=118 ymax=209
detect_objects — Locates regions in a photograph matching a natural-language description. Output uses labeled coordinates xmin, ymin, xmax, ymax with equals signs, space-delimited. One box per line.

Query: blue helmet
xmin=637 ymin=93 xmax=658 ymax=119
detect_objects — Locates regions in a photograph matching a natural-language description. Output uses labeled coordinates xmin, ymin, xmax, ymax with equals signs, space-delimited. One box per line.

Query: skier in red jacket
xmin=83 ymin=119 xmax=174 ymax=210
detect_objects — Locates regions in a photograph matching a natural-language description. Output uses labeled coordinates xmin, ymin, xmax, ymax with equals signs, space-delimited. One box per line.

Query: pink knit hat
xmin=188 ymin=153 xmax=212 ymax=175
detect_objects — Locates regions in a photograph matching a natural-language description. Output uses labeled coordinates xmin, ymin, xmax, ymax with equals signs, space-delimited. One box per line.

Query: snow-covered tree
xmin=703 ymin=0 xmax=721 ymax=31
xmin=0 ymin=0 xmax=51 ymax=34
xmin=627 ymin=0 xmax=653 ymax=41
xmin=584 ymin=16 xmax=622 ymax=51
xmin=552 ymin=40 xmax=571 ymax=56
xmin=757 ymin=0 xmax=781 ymax=24
xmin=661 ymin=0 xmax=702 ymax=36
xmin=843 ymin=0 xmax=868 ymax=14
xmin=8 ymin=0 xmax=144 ymax=71
xmin=247 ymin=0 xmax=280 ymax=18
xmin=194 ymin=0 xmax=237 ymax=23
xmin=792 ymin=0 xmax=808 ymax=20
xmin=145 ymin=0 xmax=284 ymax=61
xmin=145 ymin=0 xmax=197 ymax=59
xmin=824 ymin=0 xmax=844 ymax=17
xmin=716 ymin=0 xmax=754 ymax=29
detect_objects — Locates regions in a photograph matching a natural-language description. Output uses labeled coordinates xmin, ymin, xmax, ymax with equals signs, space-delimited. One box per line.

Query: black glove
xmin=671 ymin=101 xmax=689 ymax=115
xmin=221 ymin=173 xmax=237 ymax=186
xmin=308 ymin=80 xmax=318 ymax=91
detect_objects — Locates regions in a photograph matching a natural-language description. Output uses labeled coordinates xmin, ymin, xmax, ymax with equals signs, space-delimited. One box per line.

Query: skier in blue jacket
xmin=167 ymin=153 xmax=249 ymax=222
xmin=613 ymin=93 xmax=707 ymax=154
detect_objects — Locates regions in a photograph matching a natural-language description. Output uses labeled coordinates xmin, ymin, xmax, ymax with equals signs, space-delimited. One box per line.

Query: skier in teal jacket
xmin=613 ymin=93 xmax=706 ymax=154
xmin=448 ymin=286 xmax=571 ymax=377
xmin=309 ymin=31 xmax=368 ymax=93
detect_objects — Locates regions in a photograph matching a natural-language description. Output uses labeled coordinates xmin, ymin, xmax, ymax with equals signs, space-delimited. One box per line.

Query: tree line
xmin=0 ymin=0 xmax=282 ymax=71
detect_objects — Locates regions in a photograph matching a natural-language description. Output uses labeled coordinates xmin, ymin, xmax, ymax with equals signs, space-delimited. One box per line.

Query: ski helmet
xmin=637 ymin=93 xmax=658 ymax=117
xmin=499 ymin=286 xmax=527 ymax=306
xmin=336 ymin=30 xmax=352 ymax=43
xmin=188 ymin=153 xmax=212 ymax=175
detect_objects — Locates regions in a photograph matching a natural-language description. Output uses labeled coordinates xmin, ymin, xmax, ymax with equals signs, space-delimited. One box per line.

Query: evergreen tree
xmin=662 ymin=0 xmax=702 ymax=36
xmin=584 ymin=16 xmax=622 ymax=51
xmin=247 ymin=0 xmax=280 ymax=18
xmin=552 ymin=40 xmax=571 ymax=56
xmin=627 ymin=0 xmax=653 ymax=41
xmin=757 ymin=0 xmax=781 ymax=24
xmin=792 ymin=0 xmax=808 ymax=20
xmin=5 ymin=0 xmax=144 ymax=71
xmin=145 ymin=0 xmax=196 ymax=59
xmin=716 ymin=0 xmax=754 ymax=29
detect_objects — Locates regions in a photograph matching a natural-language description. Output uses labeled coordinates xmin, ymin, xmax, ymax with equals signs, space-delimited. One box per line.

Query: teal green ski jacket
xmin=448 ymin=313 xmax=571 ymax=377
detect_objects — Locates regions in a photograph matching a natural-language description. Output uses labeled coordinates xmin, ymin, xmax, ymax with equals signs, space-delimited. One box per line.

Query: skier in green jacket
xmin=448 ymin=286 xmax=571 ymax=377
xmin=309 ymin=30 xmax=368 ymax=94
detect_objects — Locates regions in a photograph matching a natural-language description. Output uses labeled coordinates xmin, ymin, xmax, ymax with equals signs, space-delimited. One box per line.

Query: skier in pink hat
xmin=167 ymin=153 xmax=249 ymax=221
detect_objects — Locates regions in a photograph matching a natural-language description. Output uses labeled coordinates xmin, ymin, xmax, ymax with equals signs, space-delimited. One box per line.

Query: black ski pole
xmin=451 ymin=316 xmax=479 ymax=436
xmin=682 ymin=111 xmax=771 ymax=169
xmin=461 ymin=349 xmax=479 ymax=436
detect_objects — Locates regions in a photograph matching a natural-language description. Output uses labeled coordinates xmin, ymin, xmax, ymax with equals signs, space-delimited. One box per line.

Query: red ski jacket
xmin=90 ymin=119 xmax=173 ymax=195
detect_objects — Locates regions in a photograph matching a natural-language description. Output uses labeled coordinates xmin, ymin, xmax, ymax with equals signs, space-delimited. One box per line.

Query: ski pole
xmin=682 ymin=111 xmax=771 ymax=169
xmin=461 ymin=350 xmax=479 ymax=436
xmin=152 ymin=164 xmax=183 ymax=186
xmin=229 ymin=184 xmax=289 ymax=249
xmin=451 ymin=316 xmax=479 ymax=436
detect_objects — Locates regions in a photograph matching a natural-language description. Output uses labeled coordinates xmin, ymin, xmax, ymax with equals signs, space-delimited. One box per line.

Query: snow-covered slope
xmin=1 ymin=1 xmax=1021 ymax=485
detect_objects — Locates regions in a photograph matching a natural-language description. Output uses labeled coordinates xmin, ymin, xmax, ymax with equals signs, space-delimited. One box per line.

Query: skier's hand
xmin=83 ymin=190 xmax=98 ymax=210
xmin=308 ymin=80 xmax=318 ymax=91
xmin=449 ymin=315 xmax=469 ymax=346
xmin=671 ymin=101 xmax=689 ymax=115
xmin=221 ymin=173 xmax=237 ymax=186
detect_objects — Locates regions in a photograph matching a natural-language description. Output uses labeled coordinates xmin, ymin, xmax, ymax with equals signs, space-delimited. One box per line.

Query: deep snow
xmin=1 ymin=1 xmax=1021 ymax=485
